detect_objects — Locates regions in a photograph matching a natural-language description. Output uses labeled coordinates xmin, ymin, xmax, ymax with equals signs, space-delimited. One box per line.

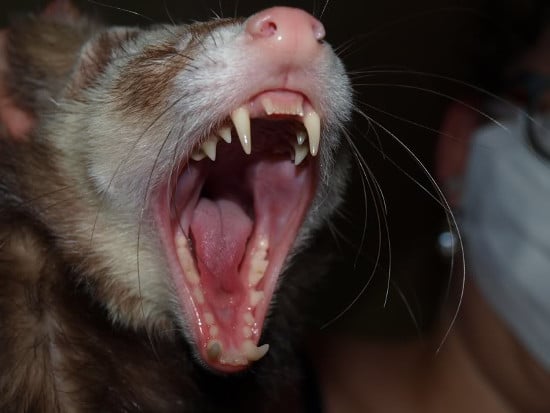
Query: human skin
xmin=317 ymin=26 xmax=550 ymax=413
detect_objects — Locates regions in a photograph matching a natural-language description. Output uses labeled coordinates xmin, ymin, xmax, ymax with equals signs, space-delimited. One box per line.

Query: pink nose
xmin=245 ymin=7 xmax=325 ymax=59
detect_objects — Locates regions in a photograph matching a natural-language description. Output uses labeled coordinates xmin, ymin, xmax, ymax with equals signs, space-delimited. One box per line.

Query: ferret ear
xmin=2 ymin=3 xmax=102 ymax=134
xmin=41 ymin=0 xmax=81 ymax=23
xmin=0 ymin=29 xmax=35 ymax=140
xmin=68 ymin=27 xmax=140 ymax=96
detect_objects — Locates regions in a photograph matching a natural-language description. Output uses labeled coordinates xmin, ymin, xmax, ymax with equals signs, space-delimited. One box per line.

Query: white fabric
xmin=460 ymin=113 xmax=550 ymax=370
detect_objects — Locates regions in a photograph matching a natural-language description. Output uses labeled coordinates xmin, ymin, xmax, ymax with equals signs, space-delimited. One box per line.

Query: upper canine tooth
xmin=202 ymin=136 xmax=219 ymax=161
xmin=303 ymin=111 xmax=321 ymax=156
xmin=294 ymin=142 xmax=308 ymax=166
xmin=218 ymin=126 xmax=232 ymax=143
xmin=231 ymin=107 xmax=252 ymax=155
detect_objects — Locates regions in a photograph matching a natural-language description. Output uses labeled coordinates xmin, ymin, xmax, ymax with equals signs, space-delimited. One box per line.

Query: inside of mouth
xmin=170 ymin=119 xmax=316 ymax=372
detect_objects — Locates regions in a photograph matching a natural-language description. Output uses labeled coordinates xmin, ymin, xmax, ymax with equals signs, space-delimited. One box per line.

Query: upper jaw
xmin=154 ymin=89 xmax=323 ymax=373
xmin=190 ymin=90 xmax=321 ymax=165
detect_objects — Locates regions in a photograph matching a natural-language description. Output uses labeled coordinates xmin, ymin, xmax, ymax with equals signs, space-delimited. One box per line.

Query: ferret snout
xmin=244 ymin=7 xmax=326 ymax=65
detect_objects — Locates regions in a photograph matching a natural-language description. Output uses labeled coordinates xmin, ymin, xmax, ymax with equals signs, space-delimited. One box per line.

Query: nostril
xmin=259 ymin=20 xmax=277 ymax=37
xmin=245 ymin=7 xmax=326 ymax=43
xmin=247 ymin=14 xmax=278 ymax=39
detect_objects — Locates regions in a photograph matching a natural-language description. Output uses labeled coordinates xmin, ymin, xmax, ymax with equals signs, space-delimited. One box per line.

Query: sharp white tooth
xmin=250 ymin=290 xmax=265 ymax=307
xmin=297 ymin=130 xmax=307 ymax=145
xmin=218 ymin=126 xmax=232 ymax=143
xmin=191 ymin=149 xmax=206 ymax=161
xmin=242 ymin=340 xmax=270 ymax=362
xmin=293 ymin=142 xmax=308 ymax=166
xmin=231 ymin=107 xmax=251 ymax=155
xmin=201 ymin=136 xmax=218 ymax=161
xmin=303 ymin=111 xmax=321 ymax=156
xmin=206 ymin=340 xmax=222 ymax=361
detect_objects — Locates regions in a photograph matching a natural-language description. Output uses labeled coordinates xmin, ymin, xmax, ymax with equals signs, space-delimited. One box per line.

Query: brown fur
xmin=0 ymin=3 xmax=351 ymax=411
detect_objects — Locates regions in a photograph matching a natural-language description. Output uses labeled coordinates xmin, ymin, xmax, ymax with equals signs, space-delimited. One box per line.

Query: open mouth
xmin=155 ymin=90 xmax=320 ymax=373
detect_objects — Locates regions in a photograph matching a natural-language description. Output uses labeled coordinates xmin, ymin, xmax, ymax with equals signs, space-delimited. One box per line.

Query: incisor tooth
xmin=294 ymin=142 xmax=308 ymax=166
xmin=231 ymin=107 xmax=251 ymax=155
xmin=303 ymin=111 xmax=321 ymax=156
xmin=201 ymin=136 xmax=218 ymax=161
xmin=261 ymin=97 xmax=275 ymax=116
xmin=218 ymin=126 xmax=232 ymax=143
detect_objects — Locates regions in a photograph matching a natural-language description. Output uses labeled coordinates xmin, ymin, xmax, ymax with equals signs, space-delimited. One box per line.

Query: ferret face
xmin=9 ymin=6 xmax=352 ymax=373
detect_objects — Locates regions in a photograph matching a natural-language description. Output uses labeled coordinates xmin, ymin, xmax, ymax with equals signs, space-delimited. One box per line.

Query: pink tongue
xmin=190 ymin=198 xmax=253 ymax=291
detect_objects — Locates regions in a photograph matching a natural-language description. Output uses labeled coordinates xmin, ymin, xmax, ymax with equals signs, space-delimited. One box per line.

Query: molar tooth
xmin=303 ymin=111 xmax=321 ymax=156
xmin=201 ymin=136 xmax=218 ymax=161
xmin=293 ymin=142 xmax=308 ymax=166
xmin=231 ymin=107 xmax=251 ymax=155
xmin=193 ymin=287 xmax=205 ymax=304
xmin=242 ymin=340 xmax=270 ymax=362
xmin=209 ymin=325 xmax=219 ymax=337
xmin=206 ymin=340 xmax=222 ymax=361
xmin=191 ymin=149 xmax=206 ymax=161
xmin=244 ymin=312 xmax=254 ymax=326
xmin=250 ymin=290 xmax=265 ymax=307
xmin=204 ymin=312 xmax=215 ymax=326
xmin=218 ymin=126 xmax=232 ymax=143
xmin=175 ymin=235 xmax=200 ymax=285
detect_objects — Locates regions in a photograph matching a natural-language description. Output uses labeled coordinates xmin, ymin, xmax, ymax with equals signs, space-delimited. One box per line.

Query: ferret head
xmin=2 ymin=2 xmax=352 ymax=373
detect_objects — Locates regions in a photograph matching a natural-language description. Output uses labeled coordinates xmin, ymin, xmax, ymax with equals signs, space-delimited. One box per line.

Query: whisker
xmin=354 ymin=108 xmax=465 ymax=349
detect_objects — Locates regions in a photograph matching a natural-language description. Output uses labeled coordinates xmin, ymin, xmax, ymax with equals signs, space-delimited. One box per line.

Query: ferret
xmin=0 ymin=1 xmax=352 ymax=411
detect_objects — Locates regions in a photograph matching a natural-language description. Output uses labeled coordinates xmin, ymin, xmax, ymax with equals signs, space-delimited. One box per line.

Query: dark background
xmin=0 ymin=0 xmax=488 ymax=338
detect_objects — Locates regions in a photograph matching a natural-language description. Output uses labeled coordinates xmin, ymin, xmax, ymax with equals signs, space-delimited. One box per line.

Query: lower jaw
xmin=153 ymin=162 xmax=318 ymax=373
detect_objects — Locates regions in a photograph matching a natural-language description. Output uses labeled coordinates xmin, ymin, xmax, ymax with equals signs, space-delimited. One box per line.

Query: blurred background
xmin=0 ymin=0 xmax=513 ymax=339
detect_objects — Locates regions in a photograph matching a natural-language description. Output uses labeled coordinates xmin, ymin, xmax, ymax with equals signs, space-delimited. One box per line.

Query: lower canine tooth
xmin=297 ymin=130 xmax=307 ymax=145
xmin=231 ymin=107 xmax=251 ymax=155
xmin=294 ymin=143 xmax=308 ymax=166
xmin=242 ymin=340 xmax=270 ymax=362
xmin=303 ymin=111 xmax=321 ymax=156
